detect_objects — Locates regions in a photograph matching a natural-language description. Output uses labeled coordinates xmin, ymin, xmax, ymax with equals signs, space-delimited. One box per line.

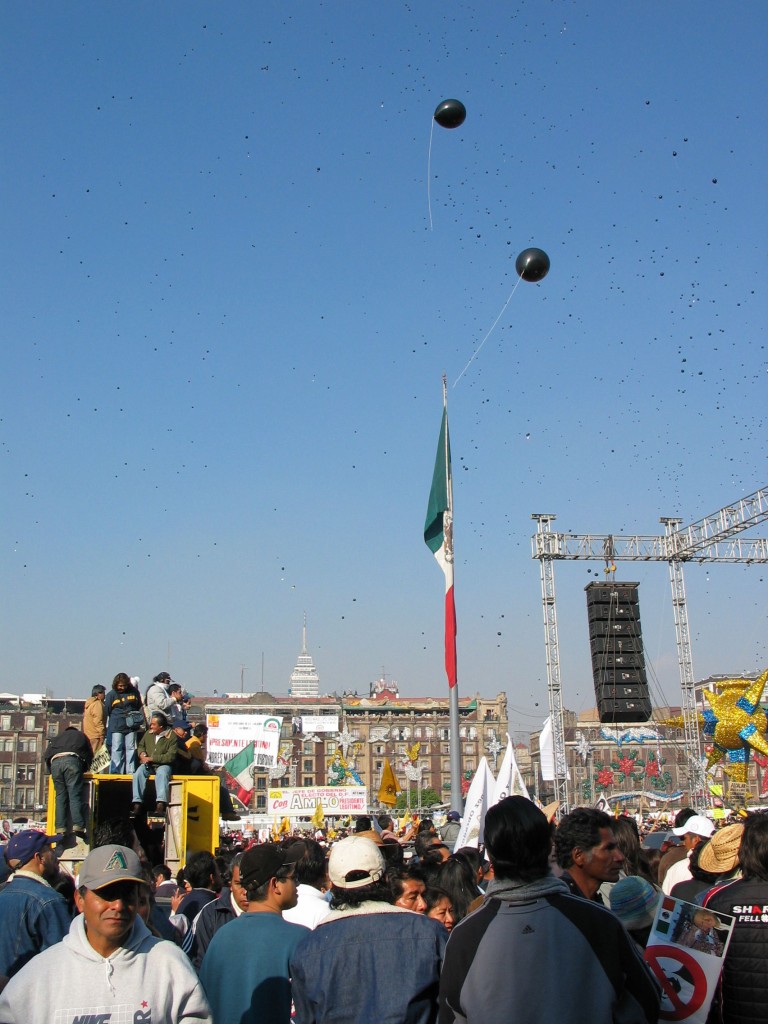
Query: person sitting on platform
xmin=130 ymin=712 xmax=178 ymax=818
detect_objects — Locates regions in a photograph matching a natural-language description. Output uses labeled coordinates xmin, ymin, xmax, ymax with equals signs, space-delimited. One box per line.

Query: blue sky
xmin=2 ymin=2 xmax=766 ymax=735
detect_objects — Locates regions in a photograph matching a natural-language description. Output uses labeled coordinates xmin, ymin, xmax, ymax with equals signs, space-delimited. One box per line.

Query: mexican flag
xmin=424 ymin=400 xmax=457 ymax=688
xmin=222 ymin=742 xmax=255 ymax=805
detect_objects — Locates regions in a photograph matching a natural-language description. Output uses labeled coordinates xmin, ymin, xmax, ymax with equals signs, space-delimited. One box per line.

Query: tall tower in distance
xmin=288 ymin=613 xmax=320 ymax=698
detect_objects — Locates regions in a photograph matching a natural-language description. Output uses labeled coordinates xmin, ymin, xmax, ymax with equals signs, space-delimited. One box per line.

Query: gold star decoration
xmin=702 ymin=668 xmax=768 ymax=783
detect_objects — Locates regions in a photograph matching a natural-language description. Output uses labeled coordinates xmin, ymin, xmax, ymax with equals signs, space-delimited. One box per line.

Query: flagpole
xmin=443 ymin=376 xmax=463 ymax=816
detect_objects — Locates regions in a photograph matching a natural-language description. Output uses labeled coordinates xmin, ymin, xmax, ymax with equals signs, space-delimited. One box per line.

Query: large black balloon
xmin=434 ymin=99 xmax=466 ymax=129
xmin=515 ymin=247 xmax=550 ymax=282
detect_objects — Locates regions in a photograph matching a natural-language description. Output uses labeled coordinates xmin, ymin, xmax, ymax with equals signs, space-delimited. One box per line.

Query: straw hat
xmin=698 ymin=823 xmax=744 ymax=874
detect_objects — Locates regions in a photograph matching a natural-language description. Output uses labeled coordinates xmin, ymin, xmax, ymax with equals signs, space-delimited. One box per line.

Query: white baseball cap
xmin=672 ymin=814 xmax=714 ymax=839
xmin=328 ymin=836 xmax=385 ymax=890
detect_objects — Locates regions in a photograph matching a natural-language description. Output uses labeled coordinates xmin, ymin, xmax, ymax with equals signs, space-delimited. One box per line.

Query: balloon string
xmin=453 ymin=274 xmax=523 ymax=388
xmin=427 ymin=118 xmax=435 ymax=231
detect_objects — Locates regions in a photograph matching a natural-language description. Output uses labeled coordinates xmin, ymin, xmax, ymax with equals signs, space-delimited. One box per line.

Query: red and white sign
xmin=645 ymin=896 xmax=735 ymax=1023
xmin=268 ymin=786 xmax=367 ymax=816
xmin=645 ymin=946 xmax=707 ymax=1021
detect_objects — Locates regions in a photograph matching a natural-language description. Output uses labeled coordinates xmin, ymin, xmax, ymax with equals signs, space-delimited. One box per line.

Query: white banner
xmin=268 ymin=786 xmax=367 ymax=816
xmin=300 ymin=715 xmax=339 ymax=734
xmin=539 ymin=716 xmax=555 ymax=781
xmin=493 ymin=735 xmax=531 ymax=803
xmin=206 ymin=713 xmax=282 ymax=768
xmin=453 ymin=757 xmax=494 ymax=850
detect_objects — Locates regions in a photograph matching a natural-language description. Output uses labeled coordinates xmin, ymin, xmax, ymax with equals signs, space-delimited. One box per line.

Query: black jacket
xmin=186 ymin=888 xmax=237 ymax=970
xmin=44 ymin=728 xmax=93 ymax=770
xmin=704 ymin=876 xmax=768 ymax=1023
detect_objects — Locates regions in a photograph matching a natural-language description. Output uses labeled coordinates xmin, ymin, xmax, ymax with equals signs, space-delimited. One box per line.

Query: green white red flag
xmin=222 ymin=741 xmax=255 ymax=805
xmin=424 ymin=401 xmax=457 ymax=688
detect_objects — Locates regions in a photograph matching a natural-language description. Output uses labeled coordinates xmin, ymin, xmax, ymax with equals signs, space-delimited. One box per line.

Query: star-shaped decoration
xmin=336 ymin=728 xmax=356 ymax=759
xmin=575 ymin=730 xmax=592 ymax=765
xmin=702 ymin=668 xmax=768 ymax=782
xmin=485 ymin=732 xmax=503 ymax=768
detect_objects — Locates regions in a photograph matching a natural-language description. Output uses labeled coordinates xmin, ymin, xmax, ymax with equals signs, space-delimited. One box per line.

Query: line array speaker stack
xmin=585 ymin=581 xmax=651 ymax=723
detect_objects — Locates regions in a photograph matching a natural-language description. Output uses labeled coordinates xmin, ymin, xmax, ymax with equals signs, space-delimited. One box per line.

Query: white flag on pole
xmin=492 ymin=734 xmax=531 ymax=803
xmin=453 ymin=757 xmax=494 ymax=850
xmin=540 ymin=716 xmax=555 ymax=781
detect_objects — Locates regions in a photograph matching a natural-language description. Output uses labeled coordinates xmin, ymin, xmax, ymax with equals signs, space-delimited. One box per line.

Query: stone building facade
xmin=198 ymin=687 xmax=511 ymax=813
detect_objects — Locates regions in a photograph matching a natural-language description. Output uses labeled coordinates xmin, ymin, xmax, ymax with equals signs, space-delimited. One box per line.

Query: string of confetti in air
xmin=426 ymin=117 xmax=435 ymax=231
xmin=453 ymin=274 xmax=523 ymax=387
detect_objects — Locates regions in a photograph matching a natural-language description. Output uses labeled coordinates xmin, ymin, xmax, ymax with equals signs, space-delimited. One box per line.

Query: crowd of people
xmin=0 ymin=795 xmax=765 ymax=1023
xmin=43 ymin=672 xmax=241 ymax=842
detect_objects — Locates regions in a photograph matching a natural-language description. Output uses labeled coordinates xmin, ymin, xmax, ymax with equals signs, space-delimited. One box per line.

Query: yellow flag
xmin=378 ymin=758 xmax=401 ymax=807
xmin=310 ymin=801 xmax=325 ymax=829
xmin=279 ymin=816 xmax=291 ymax=835
xmin=271 ymin=817 xmax=281 ymax=841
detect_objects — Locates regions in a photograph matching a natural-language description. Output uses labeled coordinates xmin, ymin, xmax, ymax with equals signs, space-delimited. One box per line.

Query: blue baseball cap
xmin=5 ymin=830 xmax=64 ymax=867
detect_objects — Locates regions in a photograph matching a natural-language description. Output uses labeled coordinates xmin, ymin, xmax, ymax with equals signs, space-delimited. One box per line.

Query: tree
xmin=394 ymin=788 xmax=441 ymax=811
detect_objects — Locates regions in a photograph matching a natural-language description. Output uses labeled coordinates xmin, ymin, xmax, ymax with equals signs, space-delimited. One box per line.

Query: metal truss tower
xmin=531 ymin=487 xmax=768 ymax=812
xmin=532 ymin=514 xmax=570 ymax=810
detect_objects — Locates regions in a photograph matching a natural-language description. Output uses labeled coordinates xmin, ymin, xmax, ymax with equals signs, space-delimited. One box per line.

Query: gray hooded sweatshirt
xmin=0 ymin=912 xmax=211 ymax=1024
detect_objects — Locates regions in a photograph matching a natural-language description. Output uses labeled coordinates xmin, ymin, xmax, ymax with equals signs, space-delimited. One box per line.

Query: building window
xmin=24 ymin=716 xmax=36 ymax=731
xmin=18 ymin=738 xmax=37 ymax=753
xmin=442 ymin=760 xmax=451 ymax=772
xmin=326 ymin=742 xmax=336 ymax=754
xmin=0 ymin=715 xmax=11 ymax=730
xmin=47 ymin=723 xmax=59 ymax=738
xmin=256 ymin=777 xmax=266 ymax=791
xmin=0 ymin=787 xmax=10 ymax=805
xmin=0 ymin=739 xmax=12 ymax=753
xmin=16 ymin=767 xmax=35 ymax=783
xmin=303 ymin=777 xmax=313 ymax=786
xmin=303 ymin=759 xmax=314 ymax=773
xmin=375 ymin=761 xmax=382 ymax=771
xmin=464 ymin=744 xmax=474 ymax=755
xmin=440 ymin=729 xmax=449 ymax=741
xmin=256 ymin=795 xmax=266 ymax=810
xmin=1 ymin=766 xmax=11 ymax=781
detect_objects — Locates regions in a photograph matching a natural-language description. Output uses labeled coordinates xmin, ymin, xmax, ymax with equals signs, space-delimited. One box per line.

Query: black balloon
xmin=433 ymin=99 xmax=466 ymax=129
xmin=515 ymin=247 xmax=550 ymax=282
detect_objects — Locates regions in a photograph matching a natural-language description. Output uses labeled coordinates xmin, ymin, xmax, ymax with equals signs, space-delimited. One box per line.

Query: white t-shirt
xmin=662 ymin=851 xmax=692 ymax=895
xmin=282 ymin=884 xmax=331 ymax=930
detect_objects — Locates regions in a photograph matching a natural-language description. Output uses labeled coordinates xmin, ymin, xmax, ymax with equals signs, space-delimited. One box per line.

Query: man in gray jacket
xmin=0 ymin=844 xmax=211 ymax=1023
xmin=438 ymin=797 xmax=660 ymax=1024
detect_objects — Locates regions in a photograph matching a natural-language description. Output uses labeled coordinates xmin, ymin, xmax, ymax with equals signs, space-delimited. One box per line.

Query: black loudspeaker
xmin=597 ymin=696 xmax=653 ymax=724
xmin=586 ymin=582 xmax=651 ymax=723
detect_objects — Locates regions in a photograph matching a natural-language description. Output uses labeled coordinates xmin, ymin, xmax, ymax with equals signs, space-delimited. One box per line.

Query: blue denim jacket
xmin=290 ymin=903 xmax=447 ymax=1024
xmin=0 ymin=874 xmax=72 ymax=977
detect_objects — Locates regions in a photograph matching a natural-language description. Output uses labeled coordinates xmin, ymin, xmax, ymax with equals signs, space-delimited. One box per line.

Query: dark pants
xmin=51 ymin=755 xmax=86 ymax=831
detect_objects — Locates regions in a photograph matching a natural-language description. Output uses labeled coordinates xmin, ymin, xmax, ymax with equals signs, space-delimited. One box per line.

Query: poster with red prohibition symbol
xmin=644 ymin=895 xmax=735 ymax=1022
